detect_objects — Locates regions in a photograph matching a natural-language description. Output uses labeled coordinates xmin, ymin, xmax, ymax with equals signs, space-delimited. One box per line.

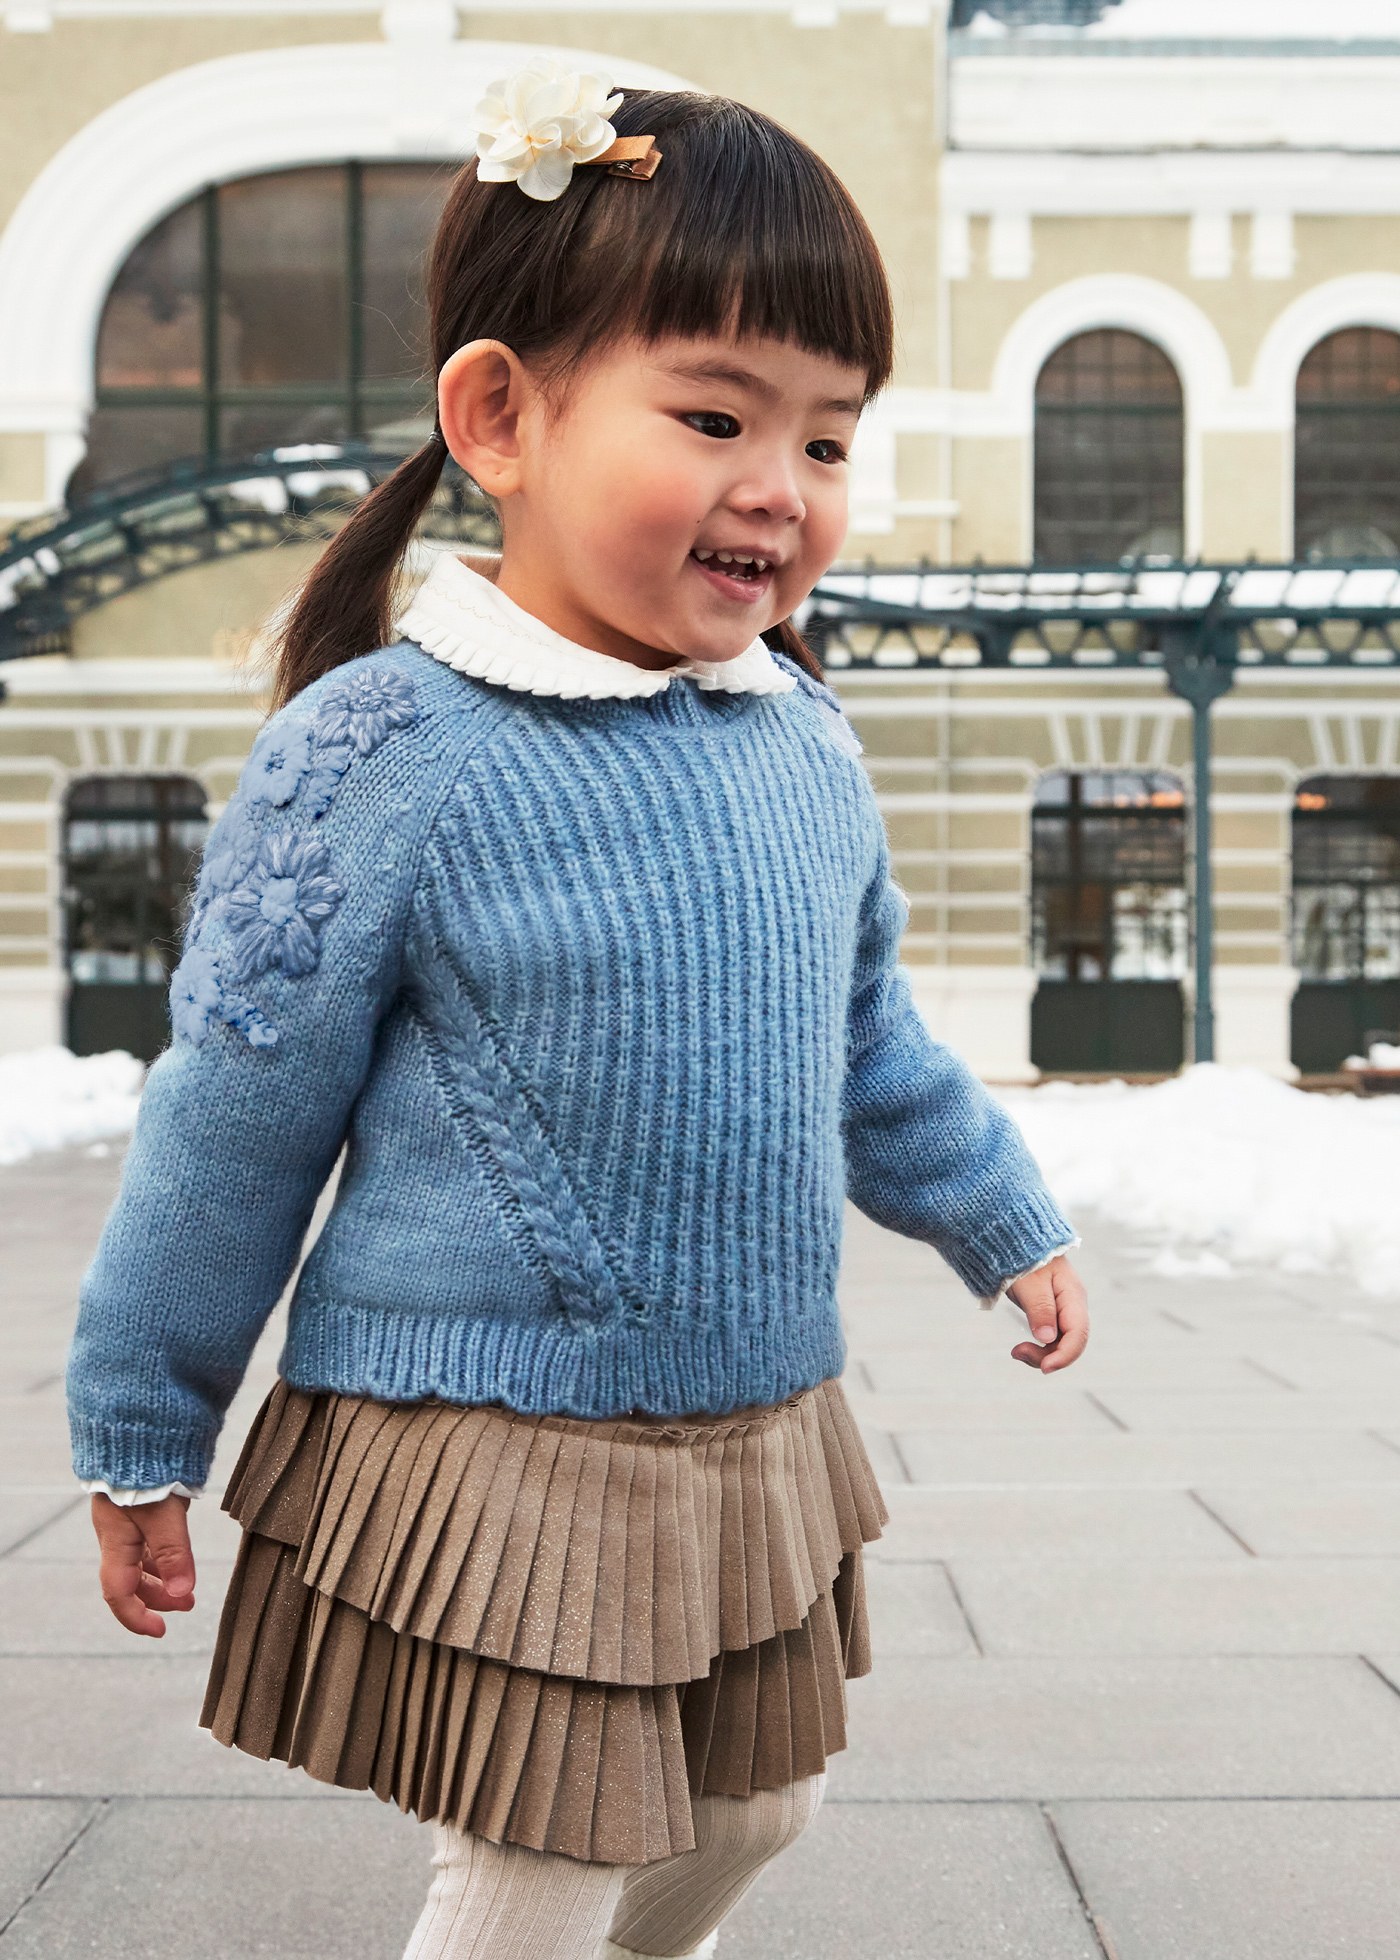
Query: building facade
xmin=3 ymin=0 xmax=1400 ymax=1080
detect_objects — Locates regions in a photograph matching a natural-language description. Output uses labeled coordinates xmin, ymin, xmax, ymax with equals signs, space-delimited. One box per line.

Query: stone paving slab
xmin=893 ymin=1423 xmax=1400 ymax=1487
xmin=0 ymin=1657 xmax=357 ymax=1800
xmin=946 ymin=1556 xmax=1400 ymax=1656
xmin=1083 ymin=1387 xmax=1400 ymax=1431
xmin=870 ymin=1484 xmax=1244 ymax=1560
xmin=838 ymin=1655 xmax=1400 ymax=1799
xmin=0 ymin=1797 xmax=428 ymax=1958
xmin=1049 ymin=1798 xmax=1400 ymax=1960
xmin=843 ymin=1385 xmax=1125 ymax=1435
xmin=11 ymin=1492 xmax=245 ymax=1565
xmin=0 ymin=1801 xmax=94 ymax=1931
xmin=0 ymin=1493 xmax=81 ymax=1560
xmin=1192 ymin=1483 xmax=1400 ymax=1556
xmin=0 ymin=1562 xmax=233 ymax=1658
xmin=861 ymin=1561 xmax=978 ymax=1659
xmin=863 ymin=1342 xmax=1281 ymax=1395
xmin=720 ymin=1797 xmax=1104 ymax=1960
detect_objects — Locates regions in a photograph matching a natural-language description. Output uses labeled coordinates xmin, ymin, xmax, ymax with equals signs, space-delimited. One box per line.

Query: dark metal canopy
xmin=0 ymin=441 xmax=498 ymax=664
xmin=803 ymin=558 xmax=1400 ymax=1065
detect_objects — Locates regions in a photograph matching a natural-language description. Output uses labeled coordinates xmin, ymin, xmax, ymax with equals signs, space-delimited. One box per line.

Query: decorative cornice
xmin=393 ymin=551 xmax=799 ymax=701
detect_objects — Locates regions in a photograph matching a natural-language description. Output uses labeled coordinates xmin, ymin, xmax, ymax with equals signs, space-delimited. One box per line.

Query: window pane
xmin=67 ymin=404 xmax=206 ymax=503
xmin=1032 ymin=768 xmax=1187 ymax=979
xmin=1034 ymin=331 xmax=1184 ymax=561
xmin=97 ymin=200 xmax=203 ymax=388
xmin=218 ymin=399 xmax=353 ymax=459
xmin=218 ymin=167 xmax=348 ymax=386
xmin=1292 ymin=774 xmax=1400 ymax=979
xmin=360 ymin=163 xmax=453 ymax=385
xmin=1295 ymin=331 xmax=1400 ymax=557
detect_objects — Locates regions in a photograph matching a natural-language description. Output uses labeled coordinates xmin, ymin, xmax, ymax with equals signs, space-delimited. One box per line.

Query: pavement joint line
xmin=1243 ymin=1357 xmax=1305 ymax=1389
xmin=1156 ymin=1308 xmax=1198 ymax=1333
xmin=1359 ymin=1654 xmax=1400 ymax=1705
xmin=1368 ymin=1429 xmax=1400 ymax=1458
xmin=0 ymin=1796 xmax=105 ymax=1940
xmin=1038 ymin=1803 xmax=1118 ymax=1960
xmin=1083 ymin=1391 xmax=1131 ymax=1432
xmin=853 ymin=1356 xmax=876 ymax=1392
xmin=1185 ymin=1489 xmax=1257 ymax=1556
xmin=935 ymin=1559 xmax=985 ymax=1655
xmin=884 ymin=1432 xmax=916 ymax=1485
xmin=0 ymin=1494 xmax=84 ymax=1561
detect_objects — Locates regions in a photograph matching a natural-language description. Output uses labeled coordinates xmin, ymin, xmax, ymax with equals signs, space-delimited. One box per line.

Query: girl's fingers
xmin=1006 ymin=1257 xmax=1090 ymax=1372
xmin=91 ymin=1493 xmax=197 ymax=1639
xmin=1006 ymin=1267 xmax=1059 ymax=1346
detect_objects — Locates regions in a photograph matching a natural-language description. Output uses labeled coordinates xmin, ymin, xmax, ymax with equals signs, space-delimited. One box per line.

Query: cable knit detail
xmin=66 ymin=631 xmax=1074 ymax=1493
xmin=394 ymin=549 xmax=799 ymax=700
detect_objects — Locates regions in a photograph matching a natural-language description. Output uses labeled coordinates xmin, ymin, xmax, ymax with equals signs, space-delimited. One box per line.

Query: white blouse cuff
xmin=976 ymin=1235 xmax=1082 ymax=1312
xmin=78 ymin=1478 xmax=203 ymax=1505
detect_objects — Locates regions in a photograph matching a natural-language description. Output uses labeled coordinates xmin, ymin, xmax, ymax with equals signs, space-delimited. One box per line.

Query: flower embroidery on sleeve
xmin=244 ymin=718 xmax=313 ymax=807
xmin=310 ymin=666 xmax=418 ymax=756
xmin=170 ymin=661 xmax=417 ymax=1049
xmin=223 ymin=830 xmax=345 ymax=981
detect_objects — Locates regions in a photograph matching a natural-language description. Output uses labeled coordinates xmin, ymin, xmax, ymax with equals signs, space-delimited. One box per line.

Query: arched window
xmin=1294 ymin=328 xmax=1400 ymax=558
xmin=1033 ymin=329 xmax=1184 ymax=563
xmin=69 ymin=161 xmax=454 ymax=503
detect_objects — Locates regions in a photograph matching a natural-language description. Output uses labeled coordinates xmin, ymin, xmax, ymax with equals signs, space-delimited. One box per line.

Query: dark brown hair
xmin=265 ymin=87 xmax=896 ymax=712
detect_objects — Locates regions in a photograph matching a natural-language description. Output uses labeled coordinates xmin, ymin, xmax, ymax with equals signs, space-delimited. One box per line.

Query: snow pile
xmin=0 ymin=1046 xmax=145 ymax=1166
xmin=997 ymin=1063 xmax=1400 ymax=1298
xmin=967 ymin=2 xmax=1400 ymax=39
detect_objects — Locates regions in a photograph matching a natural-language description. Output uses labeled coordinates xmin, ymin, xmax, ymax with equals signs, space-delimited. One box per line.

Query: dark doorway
xmin=62 ymin=775 xmax=207 ymax=1061
xmin=1291 ymin=774 xmax=1400 ymax=1071
xmin=1031 ymin=768 xmax=1187 ymax=1072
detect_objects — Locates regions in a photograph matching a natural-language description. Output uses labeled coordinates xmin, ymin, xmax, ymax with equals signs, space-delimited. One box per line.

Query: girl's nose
xmin=732 ymin=459 xmax=806 ymax=526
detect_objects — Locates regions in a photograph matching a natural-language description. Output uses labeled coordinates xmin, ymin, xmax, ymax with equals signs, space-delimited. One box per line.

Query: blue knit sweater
xmin=65 ymin=554 xmax=1075 ymax=1493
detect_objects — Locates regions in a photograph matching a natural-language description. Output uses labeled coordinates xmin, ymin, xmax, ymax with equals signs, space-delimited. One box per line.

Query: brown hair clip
xmin=584 ymin=134 xmax=662 ymax=182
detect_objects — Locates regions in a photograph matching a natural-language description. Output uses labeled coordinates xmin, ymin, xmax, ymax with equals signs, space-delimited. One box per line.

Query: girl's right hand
xmin=90 ymin=1491 xmax=197 ymax=1638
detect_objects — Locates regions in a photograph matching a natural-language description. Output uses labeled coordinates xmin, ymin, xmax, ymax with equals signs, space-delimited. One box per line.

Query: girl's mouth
xmin=688 ymin=549 xmax=774 ymax=606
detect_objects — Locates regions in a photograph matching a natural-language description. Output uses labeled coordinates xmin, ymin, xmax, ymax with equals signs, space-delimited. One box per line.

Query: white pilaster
xmin=1213 ymin=965 xmax=1300 ymax=1079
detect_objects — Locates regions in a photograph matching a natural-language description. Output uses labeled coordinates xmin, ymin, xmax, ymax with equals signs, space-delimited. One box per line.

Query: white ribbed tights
xmin=400 ymin=1770 xmax=827 ymax=1959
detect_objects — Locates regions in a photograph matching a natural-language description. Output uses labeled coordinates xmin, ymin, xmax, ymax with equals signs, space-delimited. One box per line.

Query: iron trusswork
xmin=0 ymin=442 xmax=499 ymax=663
xmin=802 ymin=559 xmax=1400 ymax=1064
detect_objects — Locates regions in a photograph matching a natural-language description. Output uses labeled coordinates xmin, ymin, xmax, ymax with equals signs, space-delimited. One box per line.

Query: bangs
xmin=555 ymin=92 xmax=894 ymax=403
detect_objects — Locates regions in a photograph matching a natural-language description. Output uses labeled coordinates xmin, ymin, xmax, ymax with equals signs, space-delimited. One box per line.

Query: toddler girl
xmin=67 ymin=61 xmax=1088 ymax=1960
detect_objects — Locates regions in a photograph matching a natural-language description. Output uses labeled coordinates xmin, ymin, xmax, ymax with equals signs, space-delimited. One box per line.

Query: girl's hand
xmin=90 ymin=1491 xmax=197 ymax=1638
xmin=1005 ymin=1255 xmax=1089 ymax=1374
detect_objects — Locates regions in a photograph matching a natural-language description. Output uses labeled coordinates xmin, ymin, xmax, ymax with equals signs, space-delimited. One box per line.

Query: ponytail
xmin=263 ymin=432 xmax=450 ymax=717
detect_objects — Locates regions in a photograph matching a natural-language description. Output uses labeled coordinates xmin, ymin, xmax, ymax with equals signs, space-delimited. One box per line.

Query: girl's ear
xmin=437 ymin=339 xmax=530 ymax=499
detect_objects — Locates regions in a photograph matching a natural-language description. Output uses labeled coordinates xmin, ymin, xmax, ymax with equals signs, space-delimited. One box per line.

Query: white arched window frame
xmin=1250 ymin=276 xmax=1400 ymax=558
xmin=983 ymin=276 xmax=1234 ymax=561
xmin=0 ymin=39 xmax=697 ymax=507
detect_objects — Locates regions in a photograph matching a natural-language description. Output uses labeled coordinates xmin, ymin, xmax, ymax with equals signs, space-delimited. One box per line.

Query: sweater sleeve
xmin=840 ymin=826 xmax=1077 ymax=1307
xmin=64 ymin=654 xmax=436 ymax=1492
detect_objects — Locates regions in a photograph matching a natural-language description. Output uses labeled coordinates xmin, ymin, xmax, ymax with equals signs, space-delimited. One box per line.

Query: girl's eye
xmin=681 ymin=412 xmax=848 ymax=465
xmin=682 ymin=411 xmax=739 ymax=439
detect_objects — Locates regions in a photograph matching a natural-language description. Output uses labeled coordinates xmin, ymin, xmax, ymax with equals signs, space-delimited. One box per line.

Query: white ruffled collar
xmin=393 ymin=549 xmax=799 ymax=702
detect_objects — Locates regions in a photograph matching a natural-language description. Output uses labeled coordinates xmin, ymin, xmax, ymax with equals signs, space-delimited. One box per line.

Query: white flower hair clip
xmin=472 ymin=55 xmax=662 ymax=203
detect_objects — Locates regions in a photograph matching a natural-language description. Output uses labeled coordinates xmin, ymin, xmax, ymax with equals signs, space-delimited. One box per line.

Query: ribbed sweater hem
xmin=281 ymin=1299 xmax=851 ymax=1421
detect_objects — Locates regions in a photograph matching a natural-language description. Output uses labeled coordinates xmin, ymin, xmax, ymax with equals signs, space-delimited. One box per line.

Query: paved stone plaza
xmin=2 ymin=1139 xmax=1399 ymax=1957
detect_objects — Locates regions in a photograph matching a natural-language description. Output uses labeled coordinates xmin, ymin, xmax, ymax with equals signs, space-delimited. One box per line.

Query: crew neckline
xmin=392 ymin=549 xmax=799 ymax=702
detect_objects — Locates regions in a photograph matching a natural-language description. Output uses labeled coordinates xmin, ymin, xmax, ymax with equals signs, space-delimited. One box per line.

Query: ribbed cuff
xmin=940 ymin=1186 xmax=1078 ymax=1303
xmin=68 ymin=1412 xmax=216 ymax=1493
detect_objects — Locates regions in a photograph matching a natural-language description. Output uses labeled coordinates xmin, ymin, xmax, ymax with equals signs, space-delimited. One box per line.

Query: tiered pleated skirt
xmin=199 ymin=1373 xmax=889 ymax=1865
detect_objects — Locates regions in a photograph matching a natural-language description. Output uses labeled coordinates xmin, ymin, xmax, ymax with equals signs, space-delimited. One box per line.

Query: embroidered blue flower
xmin=224 ymin=829 xmax=345 ymax=981
xmin=311 ymin=665 xmax=417 ymax=758
xmin=299 ymin=742 xmax=355 ymax=822
xmin=169 ymin=945 xmax=224 ymax=1045
xmin=244 ymin=719 xmax=313 ymax=807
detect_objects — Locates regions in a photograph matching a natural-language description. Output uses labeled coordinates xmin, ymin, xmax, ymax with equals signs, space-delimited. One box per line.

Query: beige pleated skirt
xmin=199 ymin=1372 xmax=889 ymax=1866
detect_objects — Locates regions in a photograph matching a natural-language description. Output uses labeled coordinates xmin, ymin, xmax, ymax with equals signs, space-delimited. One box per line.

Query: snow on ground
xmin=0 ymin=1047 xmax=145 ymax=1167
xmin=4 ymin=1046 xmax=1400 ymax=1301
xmin=966 ymin=2 xmax=1400 ymax=39
xmin=998 ymin=1063 xmax=1400 ymax=1299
